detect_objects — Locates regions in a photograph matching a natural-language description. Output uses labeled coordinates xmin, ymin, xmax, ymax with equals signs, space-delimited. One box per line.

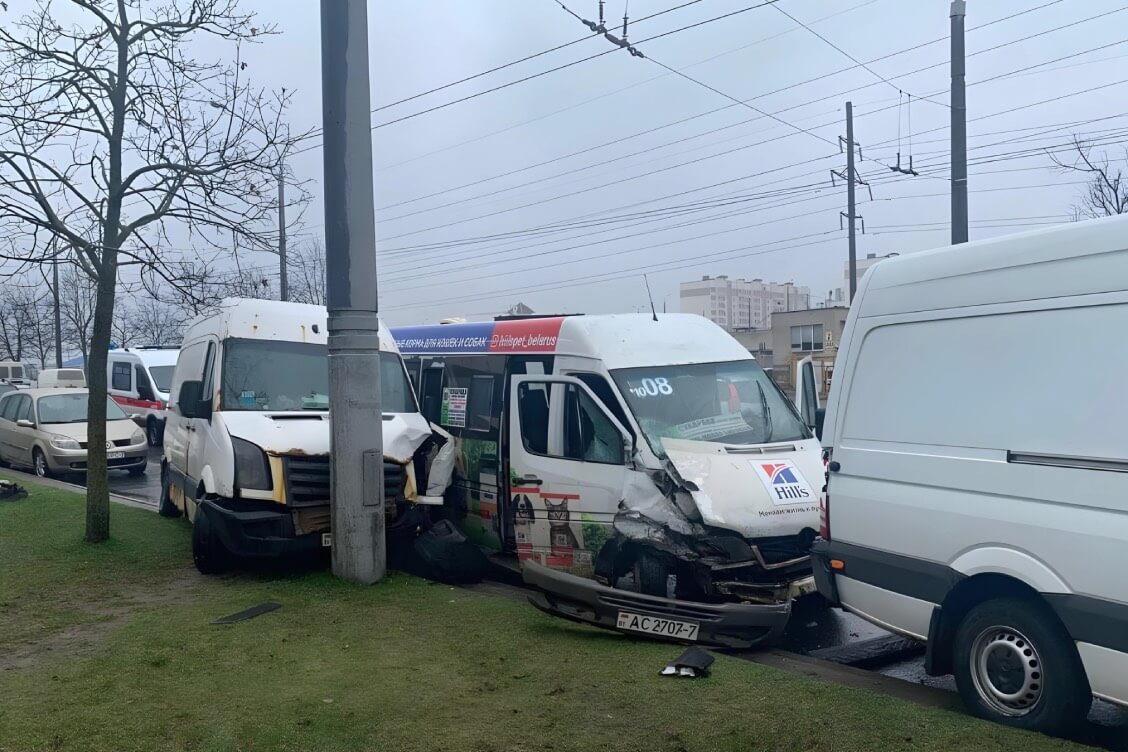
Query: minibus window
xmin=571 ymin=373 xmax=629 ymax=427
xmin=468 ymin=375 xmax=494 ymax=432
xmin=612 ymin=360 xmax=811 ymax=456
xmin=148 ymin=366 xmax=174 ymax=393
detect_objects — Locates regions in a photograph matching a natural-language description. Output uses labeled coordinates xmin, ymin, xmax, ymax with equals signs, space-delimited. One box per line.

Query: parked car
xmin=107 ymin=347 xmax=178 ymax=447
xmin=806 ymin=213 xmax=1128 ymax=733
xmin=0 ymin=382 xmax=17 ymax=399
xmin=0 ymin=388 xmax=148 ymax=478
xmin=36 ymin=368 xmax=86 ymax=388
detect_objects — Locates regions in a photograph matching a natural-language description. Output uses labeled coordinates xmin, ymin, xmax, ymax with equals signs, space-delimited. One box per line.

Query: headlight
xmin=50 ymin=435 xmax=80 ymax=450
xmin=131 ymin=429 xmax=145 ymax=445
xmin=232 ymin=437 xmax=272 ymax=491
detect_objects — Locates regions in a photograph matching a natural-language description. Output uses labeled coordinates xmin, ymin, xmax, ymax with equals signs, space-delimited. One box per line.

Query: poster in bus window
xmin=440 ymin=387 xmax=467 ymax=427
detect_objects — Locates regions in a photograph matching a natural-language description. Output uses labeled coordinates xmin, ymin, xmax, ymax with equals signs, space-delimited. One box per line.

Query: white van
xmin=0 ymin=361 xmax=31 ymax=387
xmin=107 ymin=347 xmax=179 ymax=446
xmin=395 ymin=314 xmax=821 ymax=647
xmin=36 ymin=368 xmax=87 ymax=389
xmin=160 ymin=299 xmax=433 ymax=574
xmin=809 ymin=214 xmax=1128 ymax=732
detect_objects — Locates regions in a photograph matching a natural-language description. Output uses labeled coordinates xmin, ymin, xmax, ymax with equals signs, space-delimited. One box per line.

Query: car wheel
xmin=157 ymin=464 xmax=180 ymax=518
xmin=33 ymin=448 xmax=51 ymax=479
xmin=633 ymin=552 xmax=670 ymax=598
xmin=146 ymin=418 xmax=162 ymax=447
xmin=953 ymin=596 xmax=1091 ymax=733
xmin=191 ymin=495 xmax=233 ymax=575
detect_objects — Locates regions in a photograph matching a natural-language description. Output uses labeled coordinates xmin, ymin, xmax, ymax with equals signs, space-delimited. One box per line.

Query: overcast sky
xmin=207 ymin=0 xmax=1127 ymax=324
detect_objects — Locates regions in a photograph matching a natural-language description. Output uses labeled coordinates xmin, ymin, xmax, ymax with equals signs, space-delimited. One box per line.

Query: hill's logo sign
xmin=752 ymin=460 xmax=813 ymax=506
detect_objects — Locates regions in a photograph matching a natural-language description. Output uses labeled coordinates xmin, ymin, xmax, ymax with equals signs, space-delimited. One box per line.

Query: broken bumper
xmin=522 ymin=560 xmax=792 ymax=649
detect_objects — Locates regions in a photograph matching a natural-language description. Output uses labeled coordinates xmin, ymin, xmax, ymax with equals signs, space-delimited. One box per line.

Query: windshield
xmin=221 ymin=339 xmax=416 ymax=413
xmin=38 ymin=394 xmax=128 ymax=424
xmin=612 ymin=360 xmax=811 ymax=456
xmin=148 ymin=365 xmax=174 ymax=393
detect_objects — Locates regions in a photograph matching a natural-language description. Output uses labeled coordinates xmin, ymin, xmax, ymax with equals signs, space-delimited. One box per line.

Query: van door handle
xmin=828 ymin=461 xmax=841 ymax=473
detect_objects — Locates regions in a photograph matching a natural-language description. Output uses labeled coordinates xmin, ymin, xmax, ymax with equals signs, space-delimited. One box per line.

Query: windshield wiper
xmin=756 ymin=381 xmax=774 ymax=443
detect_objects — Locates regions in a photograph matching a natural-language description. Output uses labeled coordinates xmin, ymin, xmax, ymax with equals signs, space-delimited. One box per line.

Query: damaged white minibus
xmin=160 ymin=299 xmax=434 ymax=574
xmin=395 ymin=313 xmax=821 ymax=646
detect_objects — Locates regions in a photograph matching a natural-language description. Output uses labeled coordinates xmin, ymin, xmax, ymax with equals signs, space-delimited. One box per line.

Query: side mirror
xmin=177 ymin=380 xmax=212 ymax=420
xmin=16 ymin=419 xmax=34 ymax=429
xmin=814 ymin=408 xmax=826 ymax=442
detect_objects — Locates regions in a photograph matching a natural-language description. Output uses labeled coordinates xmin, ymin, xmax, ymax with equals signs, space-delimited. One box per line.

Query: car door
xmin=184 ymin=340 xmax=218 ymax=510
xmin=11 ymin=395 xmax=36 ymax=466
xmin=0 ymin=393 xmax=19 ymax=463
xmin=165 ymin=341 xmax=207 ymax=510
xmin=508 ymin=375 xmax=632 ymax=574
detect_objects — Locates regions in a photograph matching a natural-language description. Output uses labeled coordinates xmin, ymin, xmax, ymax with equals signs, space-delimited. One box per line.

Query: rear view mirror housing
xmin=814 ymin=408 xmax=826 ymax=442
xmin=177 ymin=380 xmax=212 ymax=420
xmin=16 ymin=419 xmax=34 ymax=429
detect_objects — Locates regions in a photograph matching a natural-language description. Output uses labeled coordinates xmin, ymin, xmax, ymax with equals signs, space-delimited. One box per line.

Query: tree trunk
xmin=84 ymin=265 xmax=116 ymax=543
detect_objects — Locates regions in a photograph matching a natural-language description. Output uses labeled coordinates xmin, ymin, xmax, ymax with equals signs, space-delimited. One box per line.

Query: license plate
xmin=616 ymin=611 xmax=699 ymax=641
xmin=108 ymin=451 xmax=125 ymax=460
xmin=321 ymin=533 xmax=332 ymax=548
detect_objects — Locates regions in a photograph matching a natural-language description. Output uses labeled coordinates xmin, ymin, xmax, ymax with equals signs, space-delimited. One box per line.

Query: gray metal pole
xmin=52 ymin=252 xmax=62 ymax=368
xmin=278 ymin=170 xmax=288 ymax=301
xmin=846 ymin=101 xmax=857 ymax=303
xmin=320 ymin=0 xmax=385 ymax=584
xmin=951 ymin=0 xmax=968 ymax=244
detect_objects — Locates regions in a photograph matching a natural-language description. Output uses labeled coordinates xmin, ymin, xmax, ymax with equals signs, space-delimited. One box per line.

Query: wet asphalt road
xmin=92 ymin=456 xmax=1128 ymax=747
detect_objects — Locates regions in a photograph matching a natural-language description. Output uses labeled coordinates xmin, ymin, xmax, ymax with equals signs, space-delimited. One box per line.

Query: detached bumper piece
xmin=522 ymin=560 xmax=791 ymax=649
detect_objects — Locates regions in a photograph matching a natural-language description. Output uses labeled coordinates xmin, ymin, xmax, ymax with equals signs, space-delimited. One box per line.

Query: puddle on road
xmin=776 ymin=599 xmax=889 ymax=654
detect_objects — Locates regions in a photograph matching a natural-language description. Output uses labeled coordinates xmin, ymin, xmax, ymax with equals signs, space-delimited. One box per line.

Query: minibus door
xmin=508 ymin=375 xmax=632 ymax=571
xmin=795 ymin=356 xmax=822 ymax=439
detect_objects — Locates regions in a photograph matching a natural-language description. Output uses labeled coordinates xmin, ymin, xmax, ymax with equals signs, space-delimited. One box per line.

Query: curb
xmin=0 ymin=467 xmax=156 ymax=511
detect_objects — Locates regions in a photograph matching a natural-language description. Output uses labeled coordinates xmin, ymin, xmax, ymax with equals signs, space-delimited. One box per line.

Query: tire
xmin=32 ymin=448 xmax=51 ymax=479
xmin=191 ymin=499 xmax=234 ymax=575
xmin=953 ymin=597 xmax=1091 ymax=733
xmin=634 ymin=553 xmax=670 ymax=598
xmin=146 ymin=418 xmax=162 ymax=447
xmin=157 ymin=464 xmax=180 ymax=518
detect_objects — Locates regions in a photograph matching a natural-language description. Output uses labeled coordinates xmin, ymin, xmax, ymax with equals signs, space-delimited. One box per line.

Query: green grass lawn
xmin=0 ymin=483 xmax=1087 ymax=752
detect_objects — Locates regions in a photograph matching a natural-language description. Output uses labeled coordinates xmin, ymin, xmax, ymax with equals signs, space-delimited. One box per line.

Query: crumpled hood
xmin=220 ymin=410 xmax=432 ymax=463
xmin=660 ymin=437 xmax=822 ymax=539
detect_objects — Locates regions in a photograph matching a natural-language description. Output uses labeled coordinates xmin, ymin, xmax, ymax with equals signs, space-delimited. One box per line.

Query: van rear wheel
xmin=953 ymin=597 xmax=1090 ymax=733
xmin=146 ymin=418 xmax=162 ymax=447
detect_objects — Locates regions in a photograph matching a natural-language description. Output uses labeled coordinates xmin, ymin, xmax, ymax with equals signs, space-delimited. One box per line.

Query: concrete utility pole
xmin=951 ymin=0 xmax=968 ymax=244
xmin=278 ymin=170 xmax=288 ymax=301
xmin=846 ymin=101 xmax=858 ymax=302
xmin=320 ymin=0 xmax=385 ymax=584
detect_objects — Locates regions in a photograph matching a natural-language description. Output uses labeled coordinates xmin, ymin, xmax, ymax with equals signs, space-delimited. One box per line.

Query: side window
xmin=468 ymin=375 xmax=494 ymax=432
xmin=0 ymin=366 xmax=9 ymax=379
xmin=563 ymin=384 xmax=624 ymax=465
xmin=111 ymin=361 xmax=132 ymax=391
xmin=135 ymin=366 xmax=155 ymax=402
xmin=420 ymin=366 xmax=444 ymax=425
xmin=16 ymin=396 xmax=32 ymax=423
xmin=517 ymin=383 xmax=551 ymax=455
xmin=201 ymin=342 xmax=216 ymax=398
xmin=571 ymin=373 xmax=630 ymax=427
xmin=0 ymin=395 xmax=18 ymax=421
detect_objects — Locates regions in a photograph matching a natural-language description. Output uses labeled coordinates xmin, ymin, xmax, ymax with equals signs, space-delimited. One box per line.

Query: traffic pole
xmin=846 ymin=101 xmax=857 ymax=302
xmin=320 ymin=0 xmax=385 ymax=584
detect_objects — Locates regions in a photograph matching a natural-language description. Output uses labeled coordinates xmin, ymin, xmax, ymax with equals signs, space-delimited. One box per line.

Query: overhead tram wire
xmin=290 ymin=0 xmax=784 ymax=158
xmin=377 ymin=62 xmax=1128 ymax=248
xmin=375 ymin=1 xmax=1109 ymax=218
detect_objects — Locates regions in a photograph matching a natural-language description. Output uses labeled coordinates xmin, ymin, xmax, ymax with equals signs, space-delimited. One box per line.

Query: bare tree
xmin=0 ymin=1 xmax=307 ymax=541
xmin=0 ymin=282 xmax=36 ymax=362
xmin=131 ymin=295 xmax=185 ymax=346
xmin=1051 ymin=136 xmax=1128 ymax=219
xmin=22 ymin=284 xmax=56 ymax=368
xmin=289 ymin=239 xmax=325 ymax=306
xmin=59 ymin=267 xmax=97 ymax=368
xmin=111 ymin=299 xmax=140 ymax=349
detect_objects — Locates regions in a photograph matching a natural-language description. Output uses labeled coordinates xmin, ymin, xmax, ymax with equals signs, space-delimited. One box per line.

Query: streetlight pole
xmin=321 ymin=0 xmax=385 ymax=584
xmin=278 ymin=168 xmax=288 ymax=301
xmin=951 ymin=0 xmax=968 ymax=244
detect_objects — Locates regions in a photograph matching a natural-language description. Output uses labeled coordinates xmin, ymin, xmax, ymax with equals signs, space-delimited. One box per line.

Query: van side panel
xmin=828 ymin=296 xmax=1128 ymax=641
xmin=836 ymin=577 xmax=932 ymax=640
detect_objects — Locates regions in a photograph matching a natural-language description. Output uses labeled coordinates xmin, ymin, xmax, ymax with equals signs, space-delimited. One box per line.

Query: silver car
xmin=0 ymin=388 xmax=148 ymax=478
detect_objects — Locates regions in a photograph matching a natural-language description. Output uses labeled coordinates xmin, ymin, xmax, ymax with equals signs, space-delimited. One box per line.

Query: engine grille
xmin=283 ymin=455 xmax=407 ymax=508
